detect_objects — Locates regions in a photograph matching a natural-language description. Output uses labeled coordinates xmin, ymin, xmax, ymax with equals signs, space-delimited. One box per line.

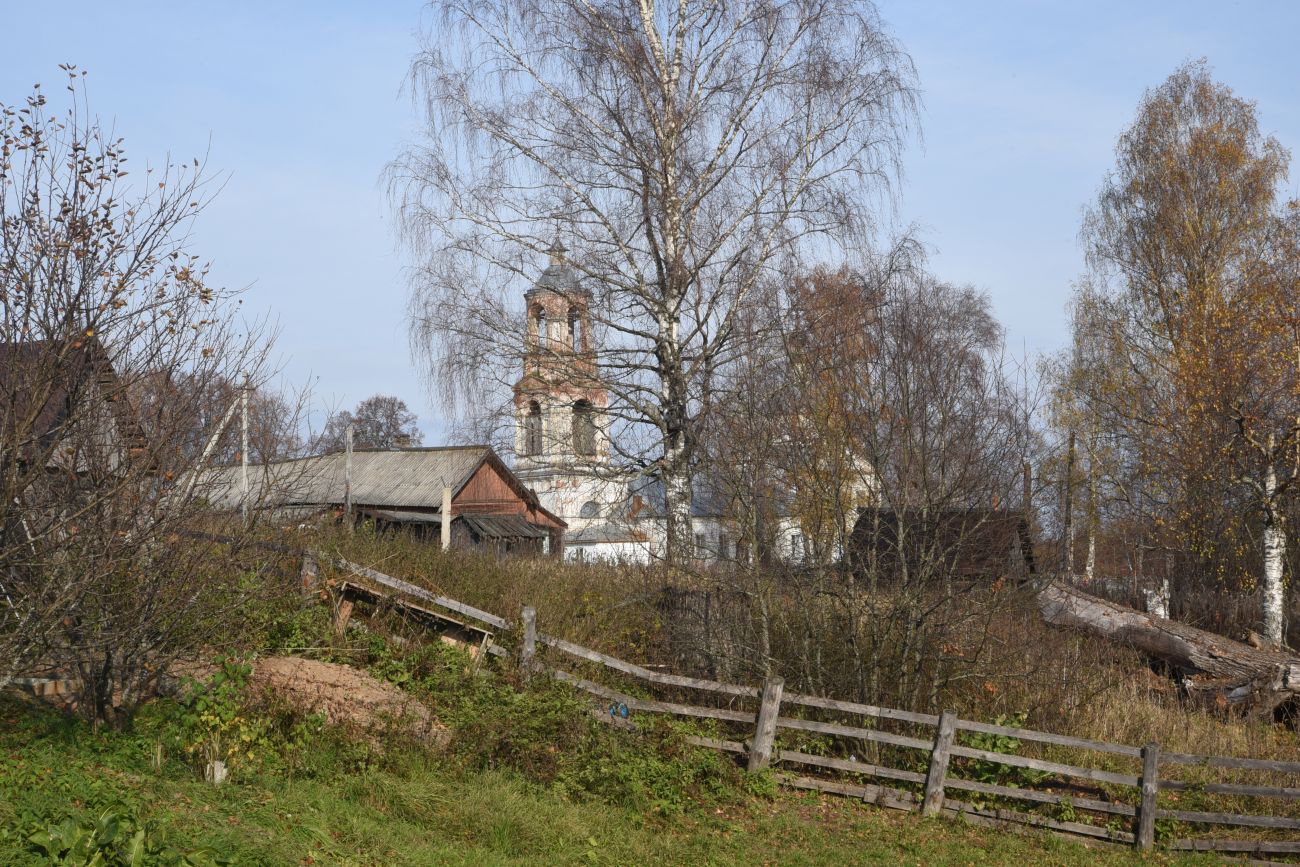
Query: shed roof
xmin=459 ymin=514 xmax=549 ymax=539
xmin=359 ymin=508 xmax=549 ymax=540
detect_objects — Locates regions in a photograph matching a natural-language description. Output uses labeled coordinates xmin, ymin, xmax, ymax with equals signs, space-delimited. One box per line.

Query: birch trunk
xmin=1262 ymin=453 xmax=1286 ymax=648
xmin=1084 ymin=447 xmax=1097 ymax=584
xmin=1061 ymin=431 xmax=1075 ymax=576
xmin=660 ymin=364 xmax=694 ymax=566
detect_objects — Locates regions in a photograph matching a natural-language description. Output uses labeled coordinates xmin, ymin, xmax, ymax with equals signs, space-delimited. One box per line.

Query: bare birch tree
xmin=390 ymin=0 xmax=917 ymax=564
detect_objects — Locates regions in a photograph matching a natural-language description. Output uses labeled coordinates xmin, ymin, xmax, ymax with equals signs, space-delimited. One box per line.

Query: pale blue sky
xmin=4 ymin=1 xmax=1298 ymax=439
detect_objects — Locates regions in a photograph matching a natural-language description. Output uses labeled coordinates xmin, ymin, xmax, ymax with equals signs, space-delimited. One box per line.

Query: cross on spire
xmin=547 ymin=229 xmax=567 ymax=263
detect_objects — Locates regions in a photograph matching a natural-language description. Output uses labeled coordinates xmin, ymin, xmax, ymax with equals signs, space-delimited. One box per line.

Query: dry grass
xmin=295 ymin=523 xmax=664 ymax=655
xmin=246 ymin=524 xmax=1300 ymax=843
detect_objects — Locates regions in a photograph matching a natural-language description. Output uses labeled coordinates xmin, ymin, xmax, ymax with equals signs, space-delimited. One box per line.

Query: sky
xmin=4 ymin=1 xmax=1299 ymax=441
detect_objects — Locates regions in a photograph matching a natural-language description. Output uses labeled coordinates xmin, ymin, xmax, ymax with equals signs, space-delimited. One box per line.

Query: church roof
xmin=624 ymin=475 xmax=760 ymax=519
xmin=526 ymin=260 xmax=585 ymax=296
xmin=526 ymin=238 xmax=588 ymax=298
xmin=566 ymin=521 xmax=646 ymax=544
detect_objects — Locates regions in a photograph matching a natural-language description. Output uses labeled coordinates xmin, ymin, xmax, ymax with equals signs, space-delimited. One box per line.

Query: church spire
xmin=547 ymin=232 xmax=567 ymax=263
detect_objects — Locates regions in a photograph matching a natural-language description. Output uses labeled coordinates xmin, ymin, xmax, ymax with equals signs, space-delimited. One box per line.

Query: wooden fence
xmin=331 ymin=558 xmax=1300 ymax=862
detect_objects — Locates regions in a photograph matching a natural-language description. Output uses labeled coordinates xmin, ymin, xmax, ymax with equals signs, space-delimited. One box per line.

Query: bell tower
xmin=512 ymin=241 xmax=608 ymax=472
xmin=511 ymin=243 xmax=656 ymax=561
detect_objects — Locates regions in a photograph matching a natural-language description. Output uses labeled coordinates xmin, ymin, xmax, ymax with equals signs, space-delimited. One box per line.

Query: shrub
xmin=954 ymin=712 xmax=1048 ymax=790
xmin=170 ymin=656 xmax=274 ymax=782
xmin=16 ymin=806 xmax=229 ymax=867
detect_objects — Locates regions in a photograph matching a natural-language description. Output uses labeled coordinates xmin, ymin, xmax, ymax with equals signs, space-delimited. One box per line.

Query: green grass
xmin=0 ymin=691 xmax=1211 ymax=867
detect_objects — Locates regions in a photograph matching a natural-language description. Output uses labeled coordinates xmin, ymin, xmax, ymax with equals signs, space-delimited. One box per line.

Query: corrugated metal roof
xmin=459 ymin=514 xmax=549 ymax=539
xmin=198 ymin=446 xmax=490 ymax=511
xmin=567 ymin=521 xmax=645 ymax=544
xmin=356 ymin=508 xmax=548 ymax=540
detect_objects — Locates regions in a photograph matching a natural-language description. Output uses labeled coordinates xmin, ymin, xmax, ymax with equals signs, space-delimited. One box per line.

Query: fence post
xmin=1135 ymin=742 xmax=1160 ymax=850
xmin=520 ymin=606 xmax=537 ymax=683
xmin=748 ymin=676 xmax=785 ymax=772
xmin=333 ymin=596 xmax=354 ymax=639
xmin=299 ymin=552 xmax=318 ymax=597
xmin=922 ymin=710 xmax=958 ymax=816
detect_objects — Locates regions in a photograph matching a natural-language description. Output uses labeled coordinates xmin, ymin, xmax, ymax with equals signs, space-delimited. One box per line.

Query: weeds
xmin=18 ymin=807 xmax=229 ymax=867
xmin=955 ymin=712 xmax=1049 ymax=789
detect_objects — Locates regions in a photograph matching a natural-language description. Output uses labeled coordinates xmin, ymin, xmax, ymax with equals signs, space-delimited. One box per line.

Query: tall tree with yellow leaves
xmin=1066 ymin=61 xmax=1300 ymax=645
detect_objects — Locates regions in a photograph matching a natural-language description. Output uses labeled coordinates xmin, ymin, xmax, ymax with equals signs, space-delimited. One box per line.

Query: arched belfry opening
xmin=524 ymin=400 xmax=543 ymax=456
xmin=534 ymin=307 xmax=547 ymax=347
xmin=573 ymin=399 xmax=596 ymax=456
xmin=568 ymin=306 xmax=583 ymax=351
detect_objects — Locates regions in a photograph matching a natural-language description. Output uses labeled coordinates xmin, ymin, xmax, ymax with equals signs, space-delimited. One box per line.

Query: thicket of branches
xmin=678 ymin=259 xmax=1041 ymax=711
xmin=0 ymin=72 xmax=286 ymax=727
xmin=320 ymin=394 xmax=424 ymax=453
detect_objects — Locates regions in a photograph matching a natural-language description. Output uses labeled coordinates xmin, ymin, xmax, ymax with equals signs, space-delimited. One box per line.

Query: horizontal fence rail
xmin=311 ymin=556 xmax=1300 ymax=859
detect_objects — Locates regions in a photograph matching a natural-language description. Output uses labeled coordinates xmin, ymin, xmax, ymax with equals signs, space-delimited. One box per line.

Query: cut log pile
xmin=1036 ymin=579 xmax=1300 ymax=716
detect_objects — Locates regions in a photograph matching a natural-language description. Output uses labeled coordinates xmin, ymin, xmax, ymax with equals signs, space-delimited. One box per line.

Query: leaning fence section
xmin=325 ymin=559 xmax=1300 ymax=861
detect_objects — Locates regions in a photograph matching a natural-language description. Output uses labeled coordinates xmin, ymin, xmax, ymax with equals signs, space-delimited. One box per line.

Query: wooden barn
xmin=0 ymin=336 xmax=149 ymax=476
xmin=846 ymin=507 xmax=1034 ymax=584
xmin=202 ymin=445 xmax=565 ymax=556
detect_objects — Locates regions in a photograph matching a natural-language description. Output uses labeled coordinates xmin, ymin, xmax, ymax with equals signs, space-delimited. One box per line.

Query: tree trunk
xmin=657 ymin=300 xmax=694 ymax=568
xmin=1262 ymin=453 xmax=1286 ymax=648
xmin=1061 ymin=431 xmax=1075 ymax=575
xmin=1036 ymin=579 xmax=1300 ymax=715
xmin=662 ymin=432 xmax=693 ymax=566
xmin=1084 ymin=449 xmax=1097 ymax=585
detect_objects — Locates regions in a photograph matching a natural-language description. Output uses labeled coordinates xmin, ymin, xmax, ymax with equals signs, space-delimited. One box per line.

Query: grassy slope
xmin=1 ymin=694 xmax=1208 ymax=867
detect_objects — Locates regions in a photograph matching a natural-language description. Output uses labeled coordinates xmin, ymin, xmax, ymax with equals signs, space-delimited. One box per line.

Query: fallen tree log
xmin=1036 ymin=579 xmax=1300 ymax=716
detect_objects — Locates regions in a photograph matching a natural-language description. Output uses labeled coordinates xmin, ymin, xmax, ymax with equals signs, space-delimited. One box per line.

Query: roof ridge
xmin=340 ymin=444 xmax=488 ymax=455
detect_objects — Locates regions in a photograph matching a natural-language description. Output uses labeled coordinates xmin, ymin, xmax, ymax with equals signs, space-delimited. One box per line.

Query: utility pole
xmin=1061 ymin=431 xmax=1076 ymax=577
xmin=344 ymin=423 xmax=354 ymax=532
xmin=441 ymin=485 xmax=452 ymax=550
xmin=182 ymin=396 xmax=240 ymax=502
xmin=240 ymin=373 xmax=250 ymax=526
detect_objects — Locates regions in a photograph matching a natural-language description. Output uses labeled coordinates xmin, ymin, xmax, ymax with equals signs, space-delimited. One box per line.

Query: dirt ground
xmin=159 ymin=655 xmax=447 ymax=746
xmin=249 ymin=656 xmax=447 ymax=745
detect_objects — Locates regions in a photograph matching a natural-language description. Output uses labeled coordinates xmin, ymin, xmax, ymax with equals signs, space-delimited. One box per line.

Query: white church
xmin=510 ymin=245 xmax=815 ymax=564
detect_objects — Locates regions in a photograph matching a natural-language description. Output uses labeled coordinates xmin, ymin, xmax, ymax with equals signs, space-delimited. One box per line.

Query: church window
xmin=579 ymin=500 xmax=601 ymax=519
xmin=568 ymin=306 xmax=583 ymax=351
xmin=573 ymin=399 xmax=596 ymax=456
xmin=535 ymin=308 xmax=547 ymax=347
xmin=524 ymin=401 xmax=543 ymax=456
